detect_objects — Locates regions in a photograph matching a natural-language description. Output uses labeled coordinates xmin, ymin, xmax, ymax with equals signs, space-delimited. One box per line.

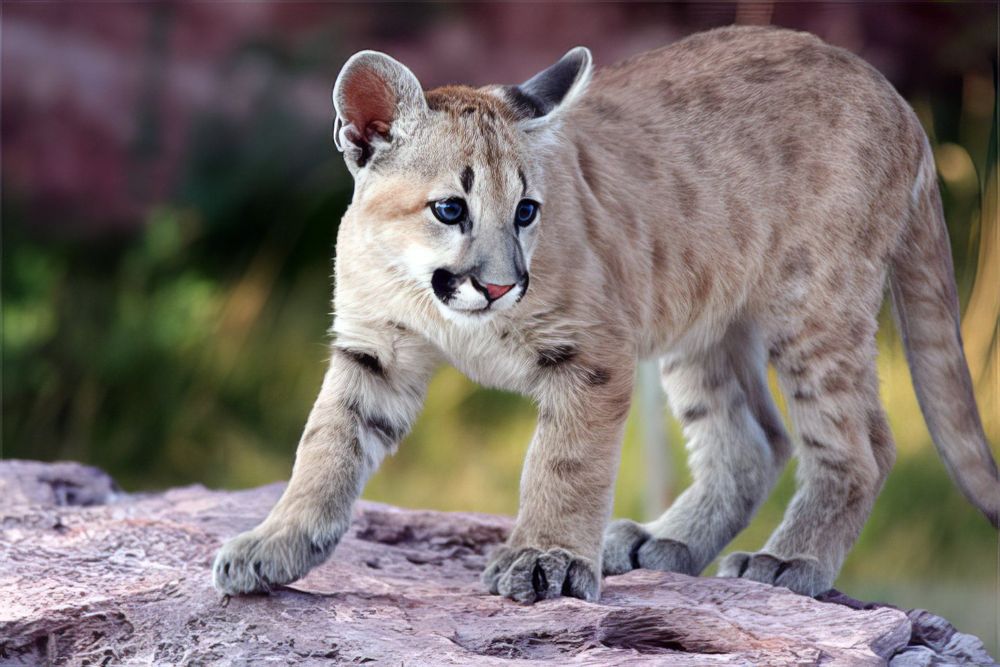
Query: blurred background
xmin=3 ymin=1 xmax=998 ymax=652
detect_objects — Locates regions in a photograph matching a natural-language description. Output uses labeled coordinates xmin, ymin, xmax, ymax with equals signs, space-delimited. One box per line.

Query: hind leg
xmin=719 ymin=316 xmax=896 ymax=595
xmin=603 ymin=322 xmax=791 ymax=576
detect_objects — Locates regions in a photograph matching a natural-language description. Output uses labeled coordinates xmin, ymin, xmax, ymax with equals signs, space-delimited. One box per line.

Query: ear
xmin=504 ymin=47 xmax=593 ymax=130
xmin=332 ymin=51 xmax=427 ymax=171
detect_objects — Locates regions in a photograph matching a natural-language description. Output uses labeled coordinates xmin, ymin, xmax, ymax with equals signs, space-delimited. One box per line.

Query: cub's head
xmin=332 ymin=48 xmax=592 ymax=322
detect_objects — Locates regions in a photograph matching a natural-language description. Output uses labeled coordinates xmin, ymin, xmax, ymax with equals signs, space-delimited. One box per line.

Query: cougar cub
xmin=214 ymin=26 xmax=999 ymax=603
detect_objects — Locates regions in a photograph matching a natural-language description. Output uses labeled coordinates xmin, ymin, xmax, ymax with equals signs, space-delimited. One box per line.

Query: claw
xmin=482 ymin=545 xmax=599 ymax=604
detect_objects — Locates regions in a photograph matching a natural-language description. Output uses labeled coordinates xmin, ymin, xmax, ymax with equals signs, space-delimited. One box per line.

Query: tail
xmin=890 ymin=139 xmax=1000 ymax=527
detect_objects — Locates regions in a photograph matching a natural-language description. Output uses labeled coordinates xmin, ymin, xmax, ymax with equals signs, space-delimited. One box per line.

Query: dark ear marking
xmin=504 ymin=47 xmax=592 ymax=121
xmin=503 ymin=86 xmax=546 ymax=119
xmin=461 ymin=166 xmax=474 ymax=194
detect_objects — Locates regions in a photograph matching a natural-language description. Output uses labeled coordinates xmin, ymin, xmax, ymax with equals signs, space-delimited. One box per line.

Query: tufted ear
xmin=333 ymin=51 xmax=427 ymax=171
xmin=503 ymin=47 xmax=593 ymax=130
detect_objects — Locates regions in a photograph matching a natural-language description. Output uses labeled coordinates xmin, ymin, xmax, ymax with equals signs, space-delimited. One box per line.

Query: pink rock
xmin=0 ymin=461 xmax=993 ymax=665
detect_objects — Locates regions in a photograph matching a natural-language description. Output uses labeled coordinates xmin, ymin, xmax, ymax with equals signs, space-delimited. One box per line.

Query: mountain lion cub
xmin=214 ymin=26 xmax=999 ymax=603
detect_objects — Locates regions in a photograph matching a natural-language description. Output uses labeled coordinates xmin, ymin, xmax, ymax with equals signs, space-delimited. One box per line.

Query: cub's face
xmin=333 ymin=48 xmax=591 ymax=322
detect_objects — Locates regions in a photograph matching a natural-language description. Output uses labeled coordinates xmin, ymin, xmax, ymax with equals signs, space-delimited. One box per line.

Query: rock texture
xmin=0 ymin=460 xmax=995 ymax=666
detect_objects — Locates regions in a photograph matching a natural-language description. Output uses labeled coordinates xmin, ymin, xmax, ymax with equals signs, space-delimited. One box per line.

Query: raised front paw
xmin=602 ymin=519 xmax=697 ymax=576
xmin=213 ymin=523 xmax=333 ymax=595
xmin=717 ymin=551 xmax=833 ymax=596
xmin=481 ymin=545 xmax=600 ymax=604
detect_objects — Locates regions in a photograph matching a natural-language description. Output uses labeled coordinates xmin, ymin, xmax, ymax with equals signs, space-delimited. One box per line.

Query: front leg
xmin=483 ymin=351 xmax=634 ymax=603
xmin=213 ymin=323 xmax=437 ymax=594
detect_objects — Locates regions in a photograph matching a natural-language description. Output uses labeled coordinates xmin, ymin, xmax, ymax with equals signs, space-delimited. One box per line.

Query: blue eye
xmin=515 ymin=199 xmax=539 ymax=227
xmin=431 ymin=198 xmax=466 ymax=224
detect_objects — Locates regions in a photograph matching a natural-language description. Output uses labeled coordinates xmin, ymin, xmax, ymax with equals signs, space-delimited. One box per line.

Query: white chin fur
xmin=449 ymin=280 xmax=489 ymax=311
xmin=434 ymin=279 xmax=523 ymax=323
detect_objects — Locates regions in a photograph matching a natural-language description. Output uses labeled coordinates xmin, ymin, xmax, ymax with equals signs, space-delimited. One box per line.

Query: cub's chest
xmin=430 ymin=326 xmax=539 ymax=392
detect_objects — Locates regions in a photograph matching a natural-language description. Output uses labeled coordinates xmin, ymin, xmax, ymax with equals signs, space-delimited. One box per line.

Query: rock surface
xmin=0 ymin=460 xmax=995 ymax=666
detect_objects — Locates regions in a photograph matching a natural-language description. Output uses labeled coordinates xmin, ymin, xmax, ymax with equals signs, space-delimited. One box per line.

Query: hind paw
xmin=718 ymin=551 xmax=833 ymax=596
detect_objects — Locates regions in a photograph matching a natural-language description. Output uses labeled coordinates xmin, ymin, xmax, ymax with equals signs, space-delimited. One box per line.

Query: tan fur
xmin=214 ymin=26 xmax=998 ymax=601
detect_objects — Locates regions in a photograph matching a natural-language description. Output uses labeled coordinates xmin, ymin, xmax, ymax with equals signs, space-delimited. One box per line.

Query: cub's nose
xmin=485 ymin=283 xmax=515 ymax=300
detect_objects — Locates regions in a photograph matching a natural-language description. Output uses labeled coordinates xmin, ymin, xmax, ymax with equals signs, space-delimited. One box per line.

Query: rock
xmin=0 ymin=460 xmax=994 ymax=666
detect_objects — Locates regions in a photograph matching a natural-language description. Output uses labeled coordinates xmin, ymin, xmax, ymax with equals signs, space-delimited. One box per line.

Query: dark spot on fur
xmin=365 ymin=414 xmax=403 ymax=444
xmin=310 ymin=538 xmax=333 ymax=556
xmin=791 ymin=44 xmax=824 ymax=67
xmin=672 ymin=170 xmax=700 ymax=219
xmin=698 ymin=83 xmax=724 ymax=113
xmin=817 ymin=457 xmax=852 ymax=476
xmin=683 ymin=247 xmax=714 ymax=304
xmin=350 ymin=437 xmax=364 ymax=460
xmin=578 ymin=144 xmax=601 ymax=196
xmin=607 ymin=394 xmax=633 ymax=423
xmin=739 ymin=57 xmax=784 ymax=84
xmin=337 ymin=347 xmax=384 ymax=377
xmin=346 ymin=400 xmax=405 ymax=448
xmin=793 ymin=389 xmax=816 ymax=402
xmin=725 ymin=194 xmax=753 ymax=252
xmin=537 ymin=345 xmax=578 ymax=367
xmin=747 ymin=139 xmax=769 ymax=167
xmin=590 ymin=96 xmax=625 ymax=118
xmin=778 ymin=135 xmax=802 ymax=169
xmin=584 ymin=367 xmax=612 ymax=386
xmin=768 ymin=336 xmax=793 ymax=361
xmin=780 ymin=247 xmax=814 ymax=279
xmin=703 ymin=365 xmax=729 ymax=391
xmin=651 ymin=235 xmax=667 ymax=271
xmin=548 ymin=458 xmax=587 ymax=477
xmin=821 ymin=369 xmax=852 ymax=394
xmin=686 ymin=140 xmax=707 ymax=170
xmin=636 ymin=151 xmax=659 ymax=180
xmin=660 ymin=79 xmax=690 ymax=111
xmin=460 ymin=166 xmax=474 ymax=194
xmin=807 ymin=162 xmax=830 ymax=195
xmin=681 ymin=405 xmax=709 ymax=423
xmin=815 ymin=411 xmax=847 ymax=434
xmin=867 ymin=410 xmax=896 ymax=474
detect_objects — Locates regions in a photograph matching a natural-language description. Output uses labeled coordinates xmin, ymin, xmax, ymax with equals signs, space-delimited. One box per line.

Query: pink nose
xmin=485 ymin=283 xmax=515 ymax=300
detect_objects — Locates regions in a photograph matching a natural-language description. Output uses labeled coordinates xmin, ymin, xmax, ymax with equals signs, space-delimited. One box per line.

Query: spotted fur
xmin=214 ymin=26 xmax=999 ymax=601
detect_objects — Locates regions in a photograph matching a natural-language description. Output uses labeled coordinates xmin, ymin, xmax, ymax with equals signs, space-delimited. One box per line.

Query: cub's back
xmin=566 ymin=25 xmax=926 ymax=271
